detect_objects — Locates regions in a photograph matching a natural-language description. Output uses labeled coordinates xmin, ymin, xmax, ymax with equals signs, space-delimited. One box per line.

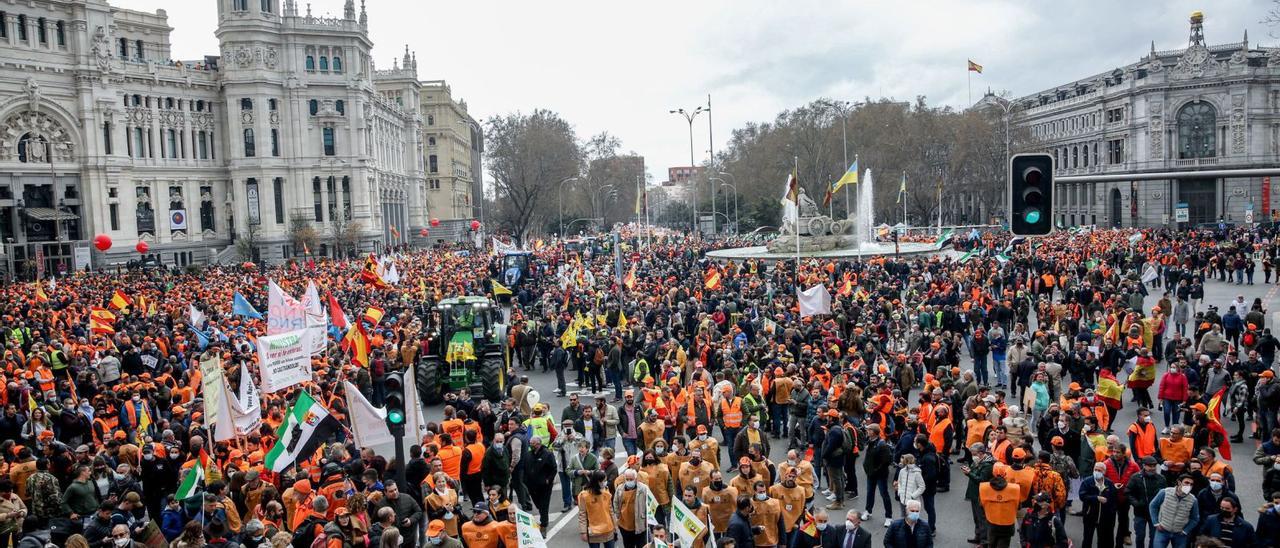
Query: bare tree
xmin=288 ymin=213 xmax=320 ymax=258
xmin=330 ymin=214 xmax=363 ymax=259
xmin=1266 ymin=1 xmax=1280 ymax=37
xmin=235 ymin=223 xmax=261 ymax=263
xmin=486 ymin=109 xmax=582 ymax=244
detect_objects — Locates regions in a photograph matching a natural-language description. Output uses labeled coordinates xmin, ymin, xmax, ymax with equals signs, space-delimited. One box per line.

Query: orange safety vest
xmin=438 ymin=444 xmax=463 ymax=480
xmin=94 ymin=415 xmax=119 ymax=444
xmin=930 ymin=418 xmax=952 ymax=452
xmin=461 ymin=520 xmax=504 ymax=548
xmin=464 ymin=443 xmax=486 ymax=475
xmin=1127 ymin=422 xmax=1157 ymax=458
xmin=979 ymin=482 xmax=1022 ymax=526
xmin=966 ymin=419 xmax=991 ymax=447
xmin=1158 ymin=437 xmax=1194 ymax=465
xmin=720 ymin=397 xmax=743 ymax=428
xmin=441 ymin=419 xmax=465 ymax=444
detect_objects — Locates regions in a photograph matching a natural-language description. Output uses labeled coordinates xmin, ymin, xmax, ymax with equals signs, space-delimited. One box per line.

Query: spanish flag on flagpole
xmin=1206 ymin=387 xmax=1233 ymax=460
xmin=967 ymin=59 xmax=983 ymax=73
xmin=35 ymin=285 xmax=49 ymax=303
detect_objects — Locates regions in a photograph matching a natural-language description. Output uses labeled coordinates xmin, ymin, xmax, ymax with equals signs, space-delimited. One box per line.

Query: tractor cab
xmin=421 ymin=296 xmax=506 ymax=403
xmin=498 ymin=251 xmax=533 ymax=302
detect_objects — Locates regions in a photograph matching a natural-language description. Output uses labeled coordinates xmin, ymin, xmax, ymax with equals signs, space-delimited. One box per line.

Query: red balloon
xmin=93 ymin=234 xmax=112 ymax=251
xmin=135 ymin=241 xmax=149 ymax=253
xmin=430 ymin=218 xmax=441 ymax=227
xmin=470 ymin=220 xmax=481 ymax=231
xmin=419 ymin=228 xmax=429 ymax=237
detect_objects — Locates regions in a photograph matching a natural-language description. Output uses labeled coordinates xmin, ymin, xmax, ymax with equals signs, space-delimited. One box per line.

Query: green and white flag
xmin=174 ymin=449 xmax=208 ymax=500
xmin=514 ymin=509 xmax=547 ymax=548
xmin=670 ymin=497 xmax=707 ymax=547
xmin=264 ymin=391 xmax=340 ymax=473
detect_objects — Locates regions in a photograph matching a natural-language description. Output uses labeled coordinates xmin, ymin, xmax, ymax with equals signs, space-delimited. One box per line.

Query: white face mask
xmin=815 ymin=523 xmax=828 ymax=531
xmin=846 ymin=520 xmax=856 ymax=530
xmin=115 ymin=539 xmax=131 ymax=547
xmin=1209 ymin=481 xmax=1223 ymax=491
xmin=1180 ymin=485 xmax=1192 ymax=495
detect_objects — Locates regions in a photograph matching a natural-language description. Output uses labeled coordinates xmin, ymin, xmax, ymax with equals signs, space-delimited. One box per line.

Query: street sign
xmin=1175 ymin=203 xmax=1189 ymax=223
xmin=1246 ymin=210 xmax=1254 ymax=224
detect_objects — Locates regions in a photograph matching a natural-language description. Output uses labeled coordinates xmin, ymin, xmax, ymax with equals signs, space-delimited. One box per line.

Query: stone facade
xmin=1007 ymin=13 xmax=1280 ymax=229
xmin=0 ymin=0 xmax=475 ymax=276
xmin=419 ymin=80 xmax=481 ymax=243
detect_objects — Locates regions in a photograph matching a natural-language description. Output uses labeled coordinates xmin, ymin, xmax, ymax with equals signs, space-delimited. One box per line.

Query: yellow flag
xmin=617 ymin=310 xmax=628 ymax=329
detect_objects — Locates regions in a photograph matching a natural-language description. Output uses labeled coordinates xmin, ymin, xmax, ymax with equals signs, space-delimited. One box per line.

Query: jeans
xmin=970 ymin=497 xmax=989 ymax=541
xmin=865 ymin=474 xmax=891 ymax=518
xmin=622 ymin=437 xmax=639 ymax=457
xmin=973 ymin=355 xmax=989 ymax=385
xmin=1152 ymin=529 xmax=1190 ymax=548
xmin=1162 ymin=400 xmax=1181 ymax=428
xmin=607 ymin=369 xmax=624 ymax=399
xmin=994 ymin=358 xmax=1009 ymax=387
xmin=769 ymin=404 xmax=788 ymax=437
xmin=1133 ymin=515 xmax=1155 ymax=548
xmin=560 ymin=471 xmax=574 ymax=508
xmin=721 ymin=427 xmax=740 ymax=465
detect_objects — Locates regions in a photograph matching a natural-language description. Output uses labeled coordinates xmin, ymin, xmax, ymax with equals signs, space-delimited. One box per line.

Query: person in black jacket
xmin=862 ymin=424 xmax=893 ymax=527
xmin=524 ymin=437 xmax=558 ymax=533
xmin=914 ymin=437 xmax=940 ymax=528
xmin=1020 ymin=493 xmax=1069 ymax=548
xmin=726 ymin=496 xmax=758 ymax=548
xmin=883 ymin=500 xmax=932 ymax=548
xmin=820 ymin=411 xmax=846 ymax=510
xmin=1079 ymin=462 xmax=1119 ymax=548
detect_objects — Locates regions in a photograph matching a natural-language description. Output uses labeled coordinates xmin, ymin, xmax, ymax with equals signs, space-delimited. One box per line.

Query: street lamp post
xmin=557 ymin=176 xmax=580 ymax=236
xmin=670 ymin=106 xmax=706 ymax=234
xmin=718 ymin=181 xmax=739 ymax=235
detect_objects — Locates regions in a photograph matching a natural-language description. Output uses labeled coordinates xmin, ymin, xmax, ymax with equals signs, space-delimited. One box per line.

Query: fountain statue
xmin=765 ymin=169 xmax=875 ymax=254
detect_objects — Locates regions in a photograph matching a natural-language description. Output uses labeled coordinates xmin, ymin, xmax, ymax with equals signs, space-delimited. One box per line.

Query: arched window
xmin=332 ymin=56 xmax=342 ymax=73
xmin=1178 ymin=102 xmax=1216 ymax=159
xmin=305 ymin=56 xmax=315 ymax=71
xmin=309 ymin=99 xmax=318 ymax=115
xmin=243 ymin=128 xmax=255 ymax=157
xmin=319 ymin=56 xmax=328 ymax=71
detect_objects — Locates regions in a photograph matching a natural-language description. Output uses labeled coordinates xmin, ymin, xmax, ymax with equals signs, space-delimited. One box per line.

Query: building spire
xmin=1188 ymin=11 xmax=1205 ymax=47
xmin=403 ymin=45 xmax=412 ymax=69
xmin=283 ymin=0 xmax=297 ymax=16
xmin=359 ymin=0 xmax=367 ymax=26
xmin=344 ymin=0 xmax=355 ymax=19
xmin=1243 ymin=29 xmax=1249 ymax=50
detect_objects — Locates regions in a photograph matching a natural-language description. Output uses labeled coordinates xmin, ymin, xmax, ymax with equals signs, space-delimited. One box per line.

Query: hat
xmin=1191 ymin=403 xmax=1207 ymax=413
xmin=1069 ymin=382 xmax=1081 ymax=391
xmin=826 ymin=409 xmax=841 ymax=418
xmin=1051 ymin=436 xmax=1064 ymax=447
xmin=1012 ymin=448 xmax=1027 ymax=460
xmin=1262 ymin=371 xmax=1275 ymax=378
xmin=974 ymin=406 xmax=988 ymax=415
xmin=335 ymin=507 xmax=351 ymax=517
xmin=739 ymin=457 xmax=751 ymax=466
xmin=39 ymin=430 xmax=55 ymax=440
xmin=1141 ymin=456 xmax=1158 ymax=466
xmin=293 ymin=479 xmax=312 ymax=495
xmin=696 ymin=425 xmax=708 ymax=434
xmin=426 ymin=520 xmax=446 ymax=537
xmin=991 ymin=464 xmax=1010 ymax=478
xmin=245 ymin=470 xmax=260 ymax=481
xmin=473 ymin=502 xmax=489 ymax=514
xmin=774 ymin=367 xmax=784 ymax=375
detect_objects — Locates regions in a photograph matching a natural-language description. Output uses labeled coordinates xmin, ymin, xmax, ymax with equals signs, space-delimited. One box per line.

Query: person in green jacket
xmin=60 ymin=464 xmax=98 ymax=523
xmin=962 ymin=442 xmax=995 ymax=545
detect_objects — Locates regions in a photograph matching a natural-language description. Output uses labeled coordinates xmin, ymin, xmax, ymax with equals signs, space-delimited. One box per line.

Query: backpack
xmin=594 ymin=347 xmax=605 ymax=366
xmin=842 ymin=426 xmax=855 ymax=455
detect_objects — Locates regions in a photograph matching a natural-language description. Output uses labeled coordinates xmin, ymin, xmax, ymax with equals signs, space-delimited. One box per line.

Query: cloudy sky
xmin=120 ymin=0 xmax=1270 ymax=182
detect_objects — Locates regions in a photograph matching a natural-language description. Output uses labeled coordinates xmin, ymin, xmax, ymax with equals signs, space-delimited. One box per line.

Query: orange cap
xmin=1191 ymin=403 xmax=1207 ymax=412
xmin=426 ymin=520 xmax=446 ymax=537
xmin=974 ymin=406 xmax=988 ymax=415
xmin=1012 ymin=448 xmax=1027 ymax=459
xmin=1051 ymin=436 xmax=1064 ymax=447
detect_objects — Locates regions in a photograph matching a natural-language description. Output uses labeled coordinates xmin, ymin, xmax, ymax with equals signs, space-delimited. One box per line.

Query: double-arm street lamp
xmin=670 ymin=106 xmax=707 ymax=233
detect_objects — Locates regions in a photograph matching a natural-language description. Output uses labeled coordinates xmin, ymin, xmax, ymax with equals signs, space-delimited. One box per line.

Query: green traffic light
xmin=1024 ymin=209 xmax=1041 ymax=224
xmin=388 ymin=410 xmax=405 ymax=424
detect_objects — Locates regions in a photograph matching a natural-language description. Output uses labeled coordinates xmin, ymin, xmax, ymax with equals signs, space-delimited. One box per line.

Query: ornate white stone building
xmin=1008 ymin=12 xmax=1280 ymax=229
xmin=0 ymin=0 xmax=475 ymax=276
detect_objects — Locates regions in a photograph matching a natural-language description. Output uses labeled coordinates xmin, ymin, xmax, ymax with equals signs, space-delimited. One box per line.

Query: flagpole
xmin=902 ymin=171 xmax=908 ymax=226
xmin=968 ymin=68 xmax=972 ymax=107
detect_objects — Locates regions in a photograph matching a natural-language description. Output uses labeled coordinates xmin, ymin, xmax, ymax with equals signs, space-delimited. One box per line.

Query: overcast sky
xmin=119 ymin=0 xmax=1271 ymax=182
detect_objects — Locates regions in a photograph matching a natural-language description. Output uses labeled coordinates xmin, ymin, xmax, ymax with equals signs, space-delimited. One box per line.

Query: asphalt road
xmin=453 ymin=274 xmax=1280 ymax=547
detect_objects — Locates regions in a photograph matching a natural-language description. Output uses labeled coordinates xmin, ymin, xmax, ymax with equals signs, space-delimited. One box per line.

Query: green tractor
xmin=418 ymin=296 xmax=507 ymax=404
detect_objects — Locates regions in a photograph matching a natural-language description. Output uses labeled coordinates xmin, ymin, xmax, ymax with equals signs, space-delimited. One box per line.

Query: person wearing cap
xmin=617 ymin=389 xmax=645 ymax=457
xmin=613 ymin=468 xmax=652 ymax=548
xmin=978 ymin=464 xmax=1021 ymax=548
xmin=524 ymin=435 xmax=558 ymax=532
xmin=820 ymin=409 xmax=848 ymax=510
xmin=1257 ymin=370 xmax=1280 ymax=438
xmin=689 ymin=424 xmax=721 ymax=472
xmin=424 ymin=518 xmax=462 ymax=548
xmin=962 ymin=442 xmax=995 ymax=544
xmin=460 ymin=502 xmax=502 ymax=548
xmin=1018 ymin=492 xmax=1068 ymax=548
xmin=1125 ymin=455 xmax=1168 ymax=548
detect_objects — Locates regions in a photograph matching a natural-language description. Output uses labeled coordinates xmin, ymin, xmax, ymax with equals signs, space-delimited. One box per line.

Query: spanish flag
xmin=704 ymin=266 xmax=723 ymax=290
xmin=837 ymin=272 xmax=854 ymax=297
xmin=360 ymin=253 xmax=388 ymax=288
xmin=623 ymin=264 xmax=637 ymax=290
xmin=344 ymin=323 xmax=372 ymax=367
xmin=799 ymin=512 xmax=819 ymax=537
xmin=363 ymin=306 xmax=385 ymax=327
xmin=90 ymin=307 xmax=117 ymax=335
xmin=109 ymin=289 xmax=132 ymax=311
xmin=136 ymin=404 xmax=153 ymax=444
xmin=967 ymin=59 xmax=983 ymax=73
xmin=1096 ymin=369 xmax=1124 ymax=409
xmin=35 ymin=285 xmax=49 ymax=303
xmin=1206 ymin=387 xmax=1232 ymax=460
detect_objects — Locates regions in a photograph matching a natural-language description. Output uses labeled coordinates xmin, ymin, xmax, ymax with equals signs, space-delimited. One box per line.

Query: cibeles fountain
xmin=707 ymin=170 xmax=940 ymax=261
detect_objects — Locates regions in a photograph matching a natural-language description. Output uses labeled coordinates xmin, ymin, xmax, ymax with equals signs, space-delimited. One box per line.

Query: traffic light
xmin=1009 ymin=153 xmax=1055 ymax=236
xmin=384 ymin=370 xmax=406 ymax=430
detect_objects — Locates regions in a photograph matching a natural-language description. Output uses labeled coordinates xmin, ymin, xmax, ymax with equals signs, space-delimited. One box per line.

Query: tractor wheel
xmin=419 ymin=360 xmax=443 ymax=405
xmin=479 ymin=356 xmax=504 ymax=402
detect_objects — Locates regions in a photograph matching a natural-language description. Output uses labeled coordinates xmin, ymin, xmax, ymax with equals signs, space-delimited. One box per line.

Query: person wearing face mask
xmin=1194 ymin=472 xmax=1240 ymax=534
xmin=1079 ymin=462 xmax=1119 ymax=548
xmin=642 ymin=449 xmax=674 ymax=524
xmin=689 ymin=424 xmax=722 ymax=472
xmin=673 ymin=485 xmax=712 ymax=548
xmin=768 ymin=469 xmax=806 ymax=547
xmin=747 ymin=481 xmax=783 ymax=548
xmin=883 ymin=499 xmax=932 ymax=548
xmin=425 ymin=518 xmax=463 ymax=548
xmin=1201 ymin=497 xmax=1255 ymax=547
xmin=702 ymin=470 xmax=738 ymax=534
xmin=1255 ymin=491 xmax=1280 ymax=543
xmin=1128 ymin=408 xmax=1159 ymax=460
xmin=1125 ymin=456 xmax=1168 ymax=548
xmin=612 ymin=469 xmax=652 ymax=548
xmin=1148 ymin=474 xmax=1201 ymax=547
xmin=460 ymin=502 xmax=502 ymax=548
xmin=679 ymin=449 xmax=715 ymax=496
xmin=1017 ymin=493 xmax=1068 ymax=548
xmin=576 ymin=470 xmax=616 ymax=548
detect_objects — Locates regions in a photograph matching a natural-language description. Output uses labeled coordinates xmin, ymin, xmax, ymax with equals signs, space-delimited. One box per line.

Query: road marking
xmin=545 ymin=507 xmax=579 ymax=540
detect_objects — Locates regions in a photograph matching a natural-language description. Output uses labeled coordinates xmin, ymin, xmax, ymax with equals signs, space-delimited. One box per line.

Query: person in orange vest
xmin=458 ymin=429 xmax=486 ymax=505
xmin=436 ymin=433 xmax=464 ymax=482
xmin=1127 ymin=408 xmax=1158 ymax=460
xmin=459 ymin=502 xmax=503 ymax=548
xmin=929 ymin=405 xmax=954 ymax=492
xmin=979 ymin=464 xmax=1022 ymax=548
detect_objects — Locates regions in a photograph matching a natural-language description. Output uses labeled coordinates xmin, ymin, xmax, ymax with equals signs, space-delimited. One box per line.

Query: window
xmin=1106 ymin=108 xmax=1124 ymax=124
xmin=0 ymin=12 xmax=6 ymax=38
xmin=1071 ymin=146 xmax=1078 ymax=168
xmin=17 ymin=15 xmax=26 ymax=41
xmin=196 ymin=100 xmax=205 ymax=112
xmin=319 ymin=56 xmax=328 ymax=71
xmin=1106 ymin=140 xmax=1121 ymax=164
xmin=305 ymin=56 xmax=315 ymax=71
xmin=1177 ymin=102 xmax=1216 ymax=159
xmin=261 ymin=0 xmax=273 ymax=13
xmin=135 ymin=40 xmax=143 ymax=61
xmin=36 ymin=17 xmax=46 ymax=44
xmin=322 ymin=127 xmax=335 ymax=156
xmin=118 ymin=37 xmax=127 ymax=58
xmin=103 ymin=122 xmax=113 ymax=155
xmin=198 ymin=131 xmax=208 ymax=159
xmin=342 ymin=176 xmax=351 ymax=219
xmin=326 ymin=176 xmax=337 ymax=222
xmin=332 ymin=57 xmax=342 ymax=73
xmin=429 ymin=154 xmax=438 ymax=173
xmin=336 ymin=100 xmax=344 ymax=115
xmin=429 ymin=178 xmax=441 ymax=190
xmin=241 ymin=98 xmax=253 ymax=111
xmin=109 ymin=204 xmax=120 ymax=230
xmin=233 ymin=0 xmax=248 ymax=11
xmin=166 ymin=129 xmax=177 ymax=159
xmin=164 ymin=97 xmax=174 ymax=109
xmin=243 ymin=128 xmax=256 ymax=157
xmin=55 ymin=20 xmax=65 ymax=46
xmin=1082 ymin=144 xmax=1089 ymax=167
xmin=134 ymin=128 xmax=145 ymax=158
xmin=271 ymin=129 xmax=280 ymax=156
xmin=428 ymin=136 xmax=436 ymax=146
xmin=208 ymin=131 xmax=215 ymax=159
xmin=313 ymin=177 xmax=323 ymax=221
xmin=427 ymin=114 xmax=434 ymax=125
xmin=269 ymin=98 xmax=277 ymax=111
xmin=273 ymin=177 xmax=284 ymax=224
xmin=309 ymin=100 xmax=318 ymax=115
xmin=246 ymin=178 xmax=260 ymax=225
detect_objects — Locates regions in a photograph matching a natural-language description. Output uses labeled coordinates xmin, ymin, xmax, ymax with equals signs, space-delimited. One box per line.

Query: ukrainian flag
xmin=832 ymin=157 xmax=859 ymax=193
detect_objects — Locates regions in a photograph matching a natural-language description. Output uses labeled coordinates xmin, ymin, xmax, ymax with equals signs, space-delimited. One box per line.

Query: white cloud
xmin=118 ymin=0 xmax=1269 ymax=182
